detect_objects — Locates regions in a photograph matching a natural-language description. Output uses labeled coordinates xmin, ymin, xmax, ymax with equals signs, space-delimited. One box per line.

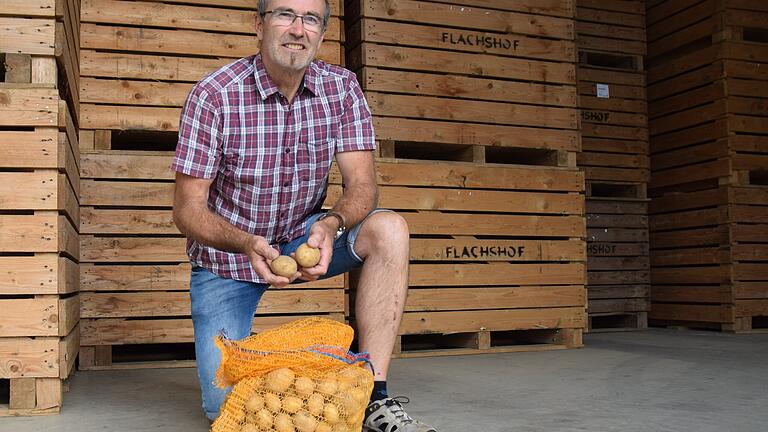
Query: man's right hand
xmin=243 ymin=235 xmax=300 ymax=288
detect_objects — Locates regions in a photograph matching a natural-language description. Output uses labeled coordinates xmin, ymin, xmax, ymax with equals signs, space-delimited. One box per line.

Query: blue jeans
xmin=190 ymin=210 xmax=387 ymax=420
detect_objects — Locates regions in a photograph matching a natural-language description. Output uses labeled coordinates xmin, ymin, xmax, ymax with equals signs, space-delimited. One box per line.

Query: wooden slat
xmin=373 ymin=117 xmax=579 ymax=151
xmin=0 ymin=18 xmax=55 ymax=55
xmin=80 ymin=313 xmax=346 ymax=345
xmin=80 ymin=263 xmax=343 ymax=291
xmin=367 ymin=92 xmax=578 ymax=129
xmin=0 ymin=87 xmax=58 ymax=127
xmin=80 ymin=23 xmax=341 ymax=62
xmin=363 ymin=68 xmax=577 ymax=107
xmin=405 ymin=286 xmax=585 ymax=311
xmin=80 ymin=290 xmax=343 ymax=318
xmin=408 ymin=263 xmax=585 ymax=286
xmin=399 ymin=307 xmax=585 ymax=334
xmin=0 ymin=255 xmax=78 ymax=296
xmin=0 ymin=295 xmax=78 ymax=337
xmin=350 ymin=44 xmax=576 ymax=84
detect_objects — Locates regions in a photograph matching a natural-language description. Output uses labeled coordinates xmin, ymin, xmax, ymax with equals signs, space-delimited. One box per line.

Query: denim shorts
xmin=190 ymin=209 xmax=390 ymax=420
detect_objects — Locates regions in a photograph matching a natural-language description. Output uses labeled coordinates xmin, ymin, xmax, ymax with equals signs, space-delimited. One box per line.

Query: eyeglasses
xmin=264 ymin=9 xmax=325 ymax=33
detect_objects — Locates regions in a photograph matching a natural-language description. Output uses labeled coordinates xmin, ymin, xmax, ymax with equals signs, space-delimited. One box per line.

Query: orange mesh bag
xmin=211 ymin=317 xmax=374 ymax=432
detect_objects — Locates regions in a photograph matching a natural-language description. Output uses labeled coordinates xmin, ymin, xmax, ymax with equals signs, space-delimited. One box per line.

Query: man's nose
xmin=287 ymin=16 xmax=304 ymax=36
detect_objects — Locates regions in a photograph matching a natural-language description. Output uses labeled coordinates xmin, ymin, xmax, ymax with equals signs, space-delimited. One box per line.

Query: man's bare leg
xmin=351 ymin=211 xmax=410 ymax=380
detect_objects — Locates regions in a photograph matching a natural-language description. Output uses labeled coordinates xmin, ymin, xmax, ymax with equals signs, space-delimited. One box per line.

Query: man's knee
xmin=355 ymin=211 xmax=409 ymax=257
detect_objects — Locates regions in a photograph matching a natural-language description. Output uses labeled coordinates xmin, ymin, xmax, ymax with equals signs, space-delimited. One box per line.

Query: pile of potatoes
xmin=237 ymin=366 xmax=371 ymax=432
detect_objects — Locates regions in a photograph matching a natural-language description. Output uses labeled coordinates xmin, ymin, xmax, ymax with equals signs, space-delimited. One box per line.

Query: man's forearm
xmin=330 ymin=181 xmax=379 ymax=229
xmin=174 ymin=203 xmax=252 ymax=253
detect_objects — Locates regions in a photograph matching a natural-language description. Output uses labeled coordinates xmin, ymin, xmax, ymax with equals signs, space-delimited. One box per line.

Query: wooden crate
xmin=77 ymin=151 xmax=346 ymax=369
xmin=341 ymin=160 xmax=586 ymax=356
xmin=0 ymin=94 xmax=80 ymax=415
xmin=647 ymin=0 xmax=768 ymax=331
xmin=1 ymin=0 xmax=80 ymax=123
xmin=586 ymin=198 xmax=649 ymax=332
xmin=0 ymin=0 xmax=80 ymax=416
xmin=78 ymin=0 xmax=344 ymax=150
xmin=345 ymin=0 xmax=580 ymax=167
xmin=576 ymin=0 xmax=649 ymax=330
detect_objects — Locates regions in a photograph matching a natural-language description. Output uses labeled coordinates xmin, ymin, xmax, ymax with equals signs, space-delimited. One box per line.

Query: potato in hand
xmin=295 ymin=243 xmax=321 ymax=268
xmin=270 ymin=255 xmax=298 ymax=277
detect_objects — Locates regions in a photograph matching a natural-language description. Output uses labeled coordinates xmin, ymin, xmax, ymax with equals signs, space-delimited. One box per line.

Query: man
xmin=171 ymin=1 xmax=438 ymax=430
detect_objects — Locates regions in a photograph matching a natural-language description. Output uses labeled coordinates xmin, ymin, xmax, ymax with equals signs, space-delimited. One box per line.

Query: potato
xmin=265 ymin=392 xmax=282 ymax=412
xmin=336 ymin=392 xmax=361 ymax=415
xmin=349 ymin=388 xmax=367 ymax=404
xmin=323 ymin=403 xmax=340 ymax=424
xmin=294 ymin=376 xmax=315 ymax=397
xmin=282 ymin=395 xmax=303 ymax=414
xmin=295 ymin=243 xmax=321 ymax=268
xmin=346 ymin=410 xmax=364 ymax=427
xmin=266 ymin=368 xmax=295 ymax=393
xmin=275 ymin=413 xmax=296 ymax=432
xmin=294 ymin=411 xmax=319 ymax=432
xmin=270 ymin=255 xmax=298 ymax=277
xmin=331 ymin=424 xmax=349 ymax=432
xmin=256 ymin=408 xmax=273 ymax=429
xmin=241 ymin=423 xmax=259 ymax=432
xmin=245 ymin=394 xmax=264 ymax=413
xmin=316 ymin=374 xmax=338 ymax=395
xmin=315 ymin=422 xmax=333 ymax=432
xmin=307 ymin=393 xmax=325 ymax=416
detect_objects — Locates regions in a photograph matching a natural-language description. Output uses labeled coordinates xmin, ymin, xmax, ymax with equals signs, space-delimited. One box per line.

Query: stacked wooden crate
xmin=345 ymin=0 xmax=586 ymax=355
xmin=576 ymin=0 xmax=650 ymax=331
xmin=0 ymin=0 xmax=80 ymax=415
xmin=647 ymin=0 xmax=768 ymax=331
xmin=77 ymin=0 xmax=347 ymax=369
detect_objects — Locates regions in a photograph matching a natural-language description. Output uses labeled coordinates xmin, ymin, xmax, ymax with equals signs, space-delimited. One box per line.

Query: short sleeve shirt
xmin=171 ymin=54 xmax=376 ymax=283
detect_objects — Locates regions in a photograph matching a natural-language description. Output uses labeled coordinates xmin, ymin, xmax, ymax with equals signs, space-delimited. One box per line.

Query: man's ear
xmin=255 ymin=15 xmax=264 ymax=40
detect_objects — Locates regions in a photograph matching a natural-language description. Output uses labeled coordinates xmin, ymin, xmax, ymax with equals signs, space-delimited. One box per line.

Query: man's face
xmin=257 ymin=0 xmax=326 ymax=73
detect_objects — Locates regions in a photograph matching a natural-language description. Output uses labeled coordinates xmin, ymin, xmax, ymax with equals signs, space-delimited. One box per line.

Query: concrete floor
xmin=2 ymin=328 xmax=767 ymax=432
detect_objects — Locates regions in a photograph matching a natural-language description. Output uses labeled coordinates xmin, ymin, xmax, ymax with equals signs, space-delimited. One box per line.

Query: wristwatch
xmin=318 ymin=211 xmax=346 ymax=240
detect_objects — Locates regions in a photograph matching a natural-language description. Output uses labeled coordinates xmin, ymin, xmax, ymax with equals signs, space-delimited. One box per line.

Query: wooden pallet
xmin=77 ymin=0 xmax=344 ymax=150
xmin=0 ymin=10 xmax=80 ymax=410
xmin=342 ymin=160 xmax=587 ymax=353
xmin=588 ymin=312 xmax=648 ymax=333
xmin=586 ymin=198 xmax=650 ymax=329
xmin=76 ymin=151 xmax=347 ymax=370
xmin=345 ymin=0 xmax=579 ymax=167
xmin=646 ymin=0 xmax=768 ymax=331
xmin=391 ymin=328 xmax=583 ymax=358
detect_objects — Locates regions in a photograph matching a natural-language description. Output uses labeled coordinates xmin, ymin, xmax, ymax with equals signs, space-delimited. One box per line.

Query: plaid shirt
xmin=172 ymin=54 xmax=376 ymax=282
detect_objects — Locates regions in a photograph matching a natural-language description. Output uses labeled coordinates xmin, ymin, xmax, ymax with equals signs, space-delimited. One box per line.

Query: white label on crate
xmin=596 ymin=84 xmax=610 ymax=99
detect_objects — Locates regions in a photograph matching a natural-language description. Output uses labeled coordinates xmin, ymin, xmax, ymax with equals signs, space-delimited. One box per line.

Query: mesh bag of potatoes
xmin=211 ymin=317 xmax=374 ymax=432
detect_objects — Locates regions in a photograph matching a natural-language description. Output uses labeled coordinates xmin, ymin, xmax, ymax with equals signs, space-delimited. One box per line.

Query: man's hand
xmin=295 ymin=218 xmax=337 ymax=281
xmin=243 ymin=235 xmax=299 ymax=288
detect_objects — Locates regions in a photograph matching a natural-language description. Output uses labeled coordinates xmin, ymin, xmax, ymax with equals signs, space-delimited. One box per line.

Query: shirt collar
xmin=253 ymin=54 xmax=320 ymax=100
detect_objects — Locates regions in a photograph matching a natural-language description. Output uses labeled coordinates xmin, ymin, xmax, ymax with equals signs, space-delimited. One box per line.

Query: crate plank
xmin=0 ymin=295 xmax=78 ymax=337
xmin=0 ymin=255 xmax=77 ymax=296
xmin=79 ymin=313 xmax=346 ymax=346
xmin=80 ymin=290 xmax=343 ymax=318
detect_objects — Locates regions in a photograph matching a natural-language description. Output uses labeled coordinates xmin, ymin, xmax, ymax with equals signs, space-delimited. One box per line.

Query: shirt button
xmin=283 ymin=181 xmax=290 ymax=187
xmin=285 ymin=148 xmax=291 ymax=153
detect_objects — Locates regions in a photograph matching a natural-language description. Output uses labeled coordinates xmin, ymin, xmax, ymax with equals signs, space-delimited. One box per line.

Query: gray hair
xmin=257 ymin=0 xmax=331 ymax=28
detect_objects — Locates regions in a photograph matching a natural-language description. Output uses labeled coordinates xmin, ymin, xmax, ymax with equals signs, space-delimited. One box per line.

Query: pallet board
xmin=78 ymin=0 xmax=344 ymax=149
xmin=345 ymin=0 xmax=579 ymax=166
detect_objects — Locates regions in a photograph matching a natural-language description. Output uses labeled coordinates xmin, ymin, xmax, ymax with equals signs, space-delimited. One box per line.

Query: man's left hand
xmin=294 ymin=219 xmax=336 ymax=280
